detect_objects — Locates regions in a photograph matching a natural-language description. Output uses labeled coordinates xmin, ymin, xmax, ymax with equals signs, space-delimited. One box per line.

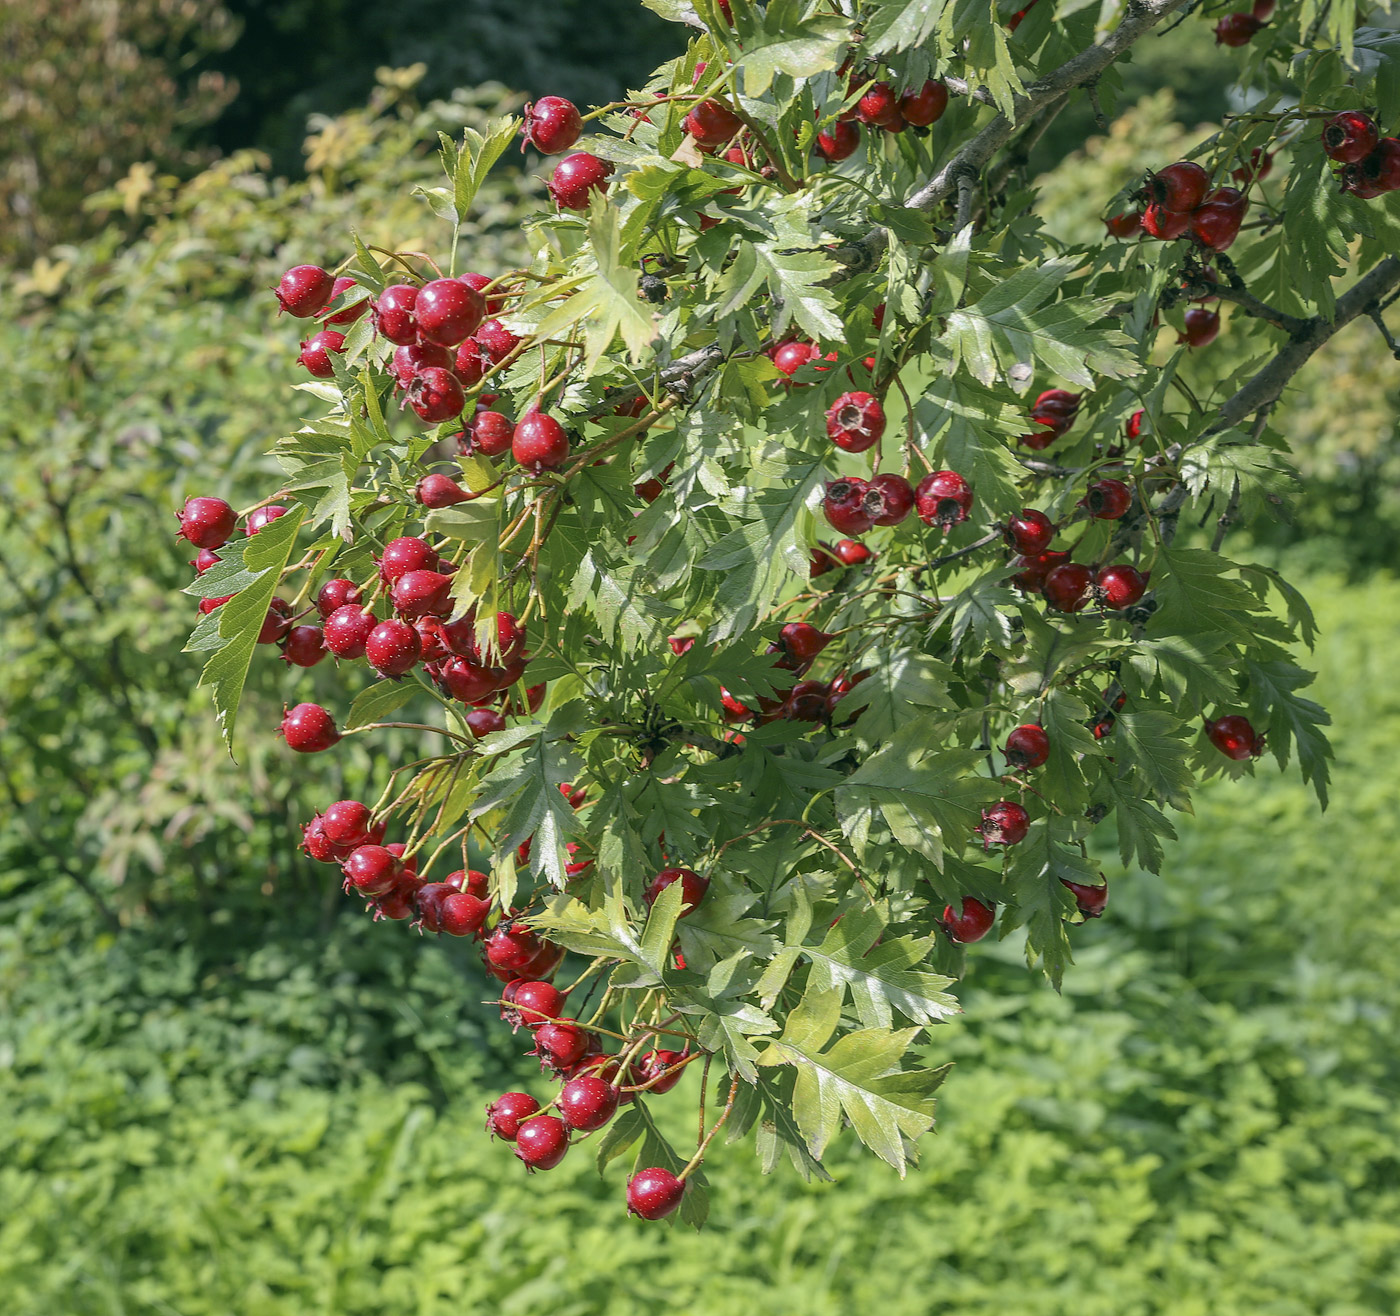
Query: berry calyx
xmin=1083 ymin=478 xmax=1132 ymax=520
xmin=274 ymin=264 xmax=335 ymax=318
xmin=1005 ymin=723 xmax=1050 ymax=770
xmin=1043 ymin=562 xmax=1094 ymax=613
xmin=373 ymin=284 xmax=420 ymax=345
xmin=177 ymin=496 xmax=237 ymax=549
xmin=627 ymin=1168 xmax=686 ymax=1220
xmin=1204 ymin=713 xmax=1264 ymax=760
xmin=1003 ymin=509 xmax=1055 ymax=555
xmin=297 ymin=329 xmax=345 ymax=378
xmin=533 ymin=1020 xmax=593 ymax=1072
xmin=547 ymin=152 xmax=613 ymax=210
xmin=1094 ymin=563 xmax=1149 ymax=610
xmin=1146 ymin=160 xmax=1210 ymax=214
xmin=415 ymin=278 xmax=486 ymax=347
xmin=977 ymin=802 xmax=1030 ymax=848
xmin=823 ymin=478 xmax=875 ymax=535
xmin=866 ymin=473 xmax=915 ymax=526
xmin=279 ymin=703 xmax=339 ymax=753
xmin=513 ymin=1115 xmax=570 ymax=1170
xmin=942 ymin=896 xmax=996 ymax=944
xmin=825 ymin=391 xmax=886 ymax=452
xmin=522 ymin=96 xmax=583 ymax=155
xmin=1062 ymin=879 xmax=1109 ymax=917
xmin=1323 ymin=111 xmax=1380 ymax=164
xmin=914 ymin=470 xmax=973 ymax=530
xmin=512 ymin=411 xmax=570 ymax=471
xmin=642 ymin=866 xmax=710 ymax=917
xmin=559 ymin=1074 xmax=620 ymax=1132
xmin=365 ymin=619 xmax=423 ymax=676
xmin=486 ymin=1092 xmax=540 ymax=1141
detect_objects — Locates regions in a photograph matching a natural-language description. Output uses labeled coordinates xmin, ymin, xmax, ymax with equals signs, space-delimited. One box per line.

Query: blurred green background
xmin=3 ymin=4 xmax=1399 ymax=1313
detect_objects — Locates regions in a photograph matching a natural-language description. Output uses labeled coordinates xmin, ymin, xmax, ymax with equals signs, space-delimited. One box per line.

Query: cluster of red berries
xmin=814 ymin=74 xmax=949 ymax=161
xmin=711 ymin=622 xmax=870 ymax=733
xmin=822 ymin=469 xmax=971 ymax=537
xmin=1019 ymin=387 xmax=1082 ymax=451
xmin=1107 ymin=160 xmax=1249 ymax=253
xmin=1324 ymin=110 xmax=1400 ymax=199
xmin=1214 ymin=0 xmax=1273 ymax=46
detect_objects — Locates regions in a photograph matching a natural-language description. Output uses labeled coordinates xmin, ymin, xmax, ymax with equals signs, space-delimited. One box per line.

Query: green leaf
xmin=1149 ymin=547 xmax=1261 ymax=644
xmin=738 ymin=0 xmax=846 ymax=97
xmin=345 ymin=678 xmax=422 ymax=732
xmin=1111 ymin=709 xmax=1195 ymax=811
xmin=752 ymin=242 xmax=844 ymax=342
xmin=1003 ymin=827 xmax=1091 ymax=988
xmin=450 ymin=116 xmax=518 ymax=222
xmin=1245 ymin=658 xmax=1333 ymax=808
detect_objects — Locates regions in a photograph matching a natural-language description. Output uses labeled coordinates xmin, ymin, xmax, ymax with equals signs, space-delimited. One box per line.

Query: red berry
xmin=772 ymin=339 xmax=821 ymax=381
xmin=1251 ymin=0 xmax=1275 ymax=15
xmin=274 ymin=264 xmax=335 ymax=318
xmin=279 ymin=702 xmax=339 ymax=753
xmin=785 ymin=679 xmax=829 ymax=723
xmin=447 ymin=868 xmax=491 ymax=899
xmin=1043 ymin=562 xmax=1094 ymax=613
xmin=642 ymin=866 xmax=709 ymax=917
xmin=1142 ymin=203 xmax=1191 ymax=241
xmin=1005 ymin=723 xmax=1050 ymax=770
xmin=514 ymin=1115 xmax=570 ymax=1170
xmin=1125 ymin=410 xmax=1145 ymax=441
xmin=899 ymin=80 xmax=948 ymax=127
xmin=636 ymin=1049 xmax=688 ymax=1094
xmin=465 ymin=707 xmax=507 ymax=737
xmin=1031 ymin=388 xmax=1080 ymax=421
xmin=416 ymin=473 xmax=470 ymax=507
xmin=513 ymin=412 xmax=570 ymax=471
xmin=914 ymin=470 xmax=973 ymax=530
xmin=1214 ymin=12 xmax=1264 ymax=44
xmin=374 ymin=284 xmax=419 ymax=345
xmin=1323 ymin=110 xmax=1381 ymax=164
xmin=177 ymin=496 xmax=237 ymax=549
xmin=379 ymin=536 xmax=437 ymax=584
xmin=1062 ymin=879 xmax=1109 ymax=917
xmin=301 ymin=816 xmax=344 ymax=864
xmin=407 ymin=366 xmax=465 ymax=424
xmin=1232 ymin=147 xmax=1273 ymax=184
xmin=977 ymin=802 xmax=1030 ymax=848
xmin=942 ymin=896 xmax=996 ymax=944
xmin=1204 ymin=713 xmax=1264 ymax=760
xmin=1105 ymin=211 xmax=1144 ymax=239
xmin=833 ymin=538 xmax=873 ymax=565
xmin=390 ymin=569 xmax=454 ymax=621
xmin=439 ymin=891 xmax=490 ymax=936
xmin=253 ymin=598 xmax=291 ymax=644
xmin=464 ymin=408 xmax=515 ymax=457
xmin=866 ymin=473 xmax=914 ymax=526
xmin=486 ymin=924 xmax=547 ymax=975
xmin=1190 ymin=189 xmax=1247 ymax=251
xmin=547 ymin=152 xmax=613 ymax=210
xmin=825 ymin=391 xmax=886 ymax=452
xmin=322 ymin=275 xmax=368 ymax=326
xmin=685 ymin=99 xmax=743 ymax=147
xmin=297 ymin=329 xmax=345 ymax=378
xmin=559 ymin=1075 xmax=620 ymax=1132
xmin=1178 ymin=307 xmax=1221 ymax=347
xmin=522 ymin=96 xmax=583 ymax=155
xmin=436 ymin=657 xmax=501 ymax=703
xmin=779 ymin=622 xmax=834 ymax=663
xmin=533 ymin=1020 xmax=593 ymax=1072
xmin=316 ymin=577 xmax=362 ymax=619
xmin=1010 ymin=550 xmax=1070 ymax=591
xmin=342 ymin=844 xmax=401 ymax=897
xmin=365 ymin=619 xmax=423 ymax=676
xmin=323 ymin=605 xmax=376 ymax=659
xmin=486 ymin=1092 xmax=540 ymax=1141
xmin=1083 ymin=478 xmax=1132 ymax=520
xmin=475 ymin=318 xmax=522 ymax=365
xmin=814 ymin=120 xmax=860 ymax=162
xmin=245 ymin=505 xmax=287 ymax=536
xmin=1147 ymin=161 xmax=1210 ymax=213
xmin=321 ymin=800 xmax=375 ymax=848
xmin=1350 ymin=138 xmax=1400 ymax=196
xmin=821 ymin=478 xmax=872 ymax=536
xmin=1003 ymin=509 xmax=1055 ymax=555
xmin=627 ymin=1167 xmax=686 ymax=1220
xmin=855 ymin=82 xmax=901 ymax=129
xmin=415 ymin=278 xmax=485 ymax=347
xmin=509 ymin=980 xmax=566 ymax=1029
xmin=1094 ymin=563 xmax=1148 ymax=610
xmin=389 ymin=341 xmax=452 ymax=390
xmin=281 ymin=625 xmax=327 ymax=667
xmin=190 ymin=547 xmax=222 ymax=574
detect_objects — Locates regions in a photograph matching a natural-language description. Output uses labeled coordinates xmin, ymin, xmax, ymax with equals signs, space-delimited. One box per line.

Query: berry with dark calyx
xmin=365 ymin=619 xmax=423 ymax=676
xmin=279 ymin=702 xmax=339 ymax=753
xmin=522 ymin=95 xmax=583 ymax=155
xmin=685 ymin=99 xmax=743 ymax=147
xmin=855 ymin=81 xmax=901 ymax=129
xmin=1083 ymin=478 xmax=1133 ymax=520
xmin=899 ymin=80 xmax=948 ymax=126
xmin=1142 ymin=203 xmax=1191 ymax=241
xmin=439 ymin=890 xmax=490 ymax=936
xmin=486 ymin=1092 xmax=540 ymax=1142
xmin=547 ymin=152 xmax=613 ymax=210
xmin=942 ymin=896 xmax=996 ymax=944
xmin=514 ymin=1115 xmax=570 ymax=1170
xmin=513 ymin=411 xmax=570 ymax=471
xmin=316 ymin=577 xmax=362 ymax=619
xmin=1043 ymin=562 xmax=1094 ymax=613
xmin=1005 ymin=723 xmax=1050 ymax=770
xmin=1204 ymin=713 xmax=1264 ymax=760
xmin=342 ymin=845 xmax=401 ymax=897
xmin=416 ymin=473 xmax=471 ymax=507
xmin=373 ymin=883 xmax=420 ymax=922
xmin=465 ymin=707 xmax=507 ymax=738
xmin=373 ymin=284 xmax=420 ymax=345
xmin=407 ymin=366 xmax=465 ymax=424
xmin=977 ymin=802 xmax=1030 ymax=848
xmin=415 ymin=617 xmax=451 ymax=664
xmin=321 ymin=800 xmax=376 ymax=849
xmin=779 ymin=622 xmax=834 ymax=663
xmin=379 ymin=536 xmax=437 ymax=584
xmin=414 ymin=882 xmax=455 ymax=932
xmin=1190 ymin=192 xmax=1247 ymax=251
xmin=1105 ymin=211 xmax=1144 ymax=239
xmin=867 ymin=473 xmax=915 ymax=526
xmin=824 ymin=478 xmax=875 ymax=535
xmin=1353 ymin=138 xmax=1400 ymax=195
xmin=533 ymin=1021 xmax=593 ymax=1073
xmin=415 ymin=278 xmax=485 ymax=347
xmin=245 ymin=504 xmax=287 ymax=536
xmin=389 ymin=341 xmax=451 ymax=390
xmin=1094 ymin=563 xmax=1149 ymax=610
xmin=464 ymin=408 xmax=515 ymax=457
xmin=833 ymin=538 xmax=874 ymax=565
xmin=825 ymin=391 xmax=886 ymax=452
xmin=1010 ymin=549 xmax=1070 ymax=591
xmin=559 ymin=1075 xmax=620 ymax=1132
xmin=321 ymin=275 xmax=368 ymax=326
xmin=814 ymin=119 xmax=860 ymax=162
xmin=177 ymin=496 xmax=237 ymax=549
xmin=274 ymin=264 xmax=335 ymax=318
xmin=508 ymin=980 xmax=566 ymax=1029
xmin=486 ymin=923 xmax=548 ymax=975
xmin=1146 ymin=160 xmax=1210 ymax=213
xmin=636 ymin=1049 xmax=688 ymax=1094
xmin=1214 ymin=12 xmax=1264 ymax=44
xmin=914 ymin=470 xmax=973 ymax=530
xmin=324 ymin=605 xmax=376 ymax=659
xmin=390 ymin=569 xmax=454 ymax=621
xmin=1062 ymin=879 xmax=1110 ymax=918
xmin=643 ymin=866 xmax=709 ymax=916
xmin=301 ymin=816 xmax=343 ymax=864
xmin=628 ymin=1168 xmax=686 ymax=1221
xmin=1003 ymin=509 xmax=1055 ymax=555
xmin=453 ymin=339 xmax=488 ymax=386
xmin=1178 ymin=307 xmax=1221 ymax=347
xmin=297 ymin=329 xmax=345 ymax=378
xmin=281 ymin=624 xmax=327 ymax=667
xmin=1323 ymin=111 xmax=1379 ymax=164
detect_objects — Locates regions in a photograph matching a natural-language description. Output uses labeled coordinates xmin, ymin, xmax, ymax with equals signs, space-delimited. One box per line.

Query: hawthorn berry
xmin=274 ymin=264 xmax=335 ymax=318
xmin=534 ymin=1021 xmax=593 ymax=1072
xmin=464 ymin=408 xmax=515 ymax=457
xmin=465 ymin=707 xmax=507 ymax=738
xmin=342 ymin=844 xmax=401 ymax=897
xmin=487 ymin=1092 xmax=541 ymax=1142
xmin=779 ymin=622 xmax=833 ymax=663
xmin=1214 ymin=12 xmax=1264 ymax=44
xmin=559 ymin=1075 xmax=620 ymax=1132
xmin=447 ymin=868 xmax=491 ymax=899
xmin=321 ymin=275 xmax=368 ymax=326
xmin=475 ymin=319 xmax=522 ymax=364
xmin=627 ymin=1168 xmax=686 ymax=1220
xmin=389 ymin=341 xmax=451 ymax=390
xmin=1347 ymin=138 xmax=1400 ymax=197
xmin=1062 ymin=879 xmax=1110 ymax=917
xmin=1147 ymin=160 xmax=1210 ymax=213
xmin=281 ymin=625 xmax=327 ymax=667
xmin=486 ymin=923 xmax=548 ymax=975
xmin=436 ymin=657 xmax=501 ymax=703
xmin=1083 ymin=478 xmax=1133 ymax=520
xmin=636 ymin=1049 xmax=688 ymax=1094
xmin=323 ymin=605 xmax=376 ymax=659
xmin=1094 ymin=563 xmax=1149 ymax=610
xmin=1142 ymin=203 xmax=1191 ymax=241
xmin=786 ymin=679 xmax=830 ymax=723
xmin=1204 ymin=713 xmax=1264 ymax=760
xmin=407 ymin=366 xmax=465 ymax=424
xmin=279 ymin=703 xmax=339 ymax=753
xmin=547 ymin=152 xmax=613 ymax=210
xmin=1010 ymin=549 xmax=1070 ymax=590
xmin=522 ymin=96 xmax=583 ymax=155
xmin=1005 ymin=723 xmax=1050 ymax=769
xmin=1125 ymin=410 xmax=1145 ymax=441
xmin=772 ymin=339 xmax=822 ymax=381
xmin=321 ymin=800 xmax=376 ymax=848
xmin=297 ymin=329 xmax=345 ymax=378
xmin=900 ymin=80 xmax=948 ymax=126
xmin=814 ymin=120 xmax=860 ymax=162
xmin=942 ymin=896 xmax=996 ymax=944
xmin=415 ymin=278 xmax=486 ymax=347
xmin=643 ymin=866 xmax=709 ymax=916
xmin=365 ymin=619 xmax=423 ymax=676
xmin=855 ymin=82 xmax=901 ymax=129
xmin=977 ymin=802 xmax=1030 ymax=848
xmin=301 ymin=816 xmax=344 ymax=864
xmin=439 ymin=890 xmax=490 ymax=936
xmin=177 ymin=496 xmax=237 ymax=549
xmin=914 ymin=470 xmax=973 ymax=530
xmin=379 ymin=536 xmax=437 ymax=584
xmin=508 ymin=980 xmax=566 ymax=1029
xmin=685 ymin=99 xmax=744 ymax=147
xmin=866 ymin=473 xmax=915 ymax=526
xmin=514 ymin=1115 xmax=570 ymax=1170
xmin=513 ymin=411 xmax=570 ymax=471
xmin=416 ymin=473 xmax=470 ymax=507
xmin=1003 ymin=509 xmax=1055 ymax=555
xmin=1323 ymin=111 xmax=1379 ymax=164
xmin=374 ymin=284 xmax=420 ymax=345
xmin=833 ymin=538 xmax=874 ymax=565
xmin=824 ymin=478 xmax=876 ymax=536
xmin=825 ymin=391 xmax=886 ymax=452
xmin=190 ymin=547 xmax=221 ymax=574
xmin=1178 ymin=307 xmax=1221 ymax=347
xmin=254 ymin=598 xmax=291 ymax=645
xmin=1232 ymin=147 xmax=1273 ymax=184
xmin=1190 ymin=190 xmax=1246 ymax=251
xmin=245 ymin=505 xmax=287 ymax=536
xmin=390 ymin=569 xmax=454 ymax=621
xmin=1105 ymin=211 xmax=1144 ymax=239
xmin=316 ymin=577 xmax=362 ymax=618
xmin=1043 ymin=562 xmax=1094 ymax=613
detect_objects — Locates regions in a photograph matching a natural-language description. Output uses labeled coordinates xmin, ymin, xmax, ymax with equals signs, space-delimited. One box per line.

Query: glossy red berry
xmin=522 ymin=96 xmax=583 ymax=155
xmin=914 ymin=470 xmax=973 ymax=530
xmin=509 ymin=980 xmax=566 ymax=1029
xmin=833 ymin=538 xmax=874 ymax=566
xmin=643 ymin=866 xmax=709 ymax=917
xmin=321 ymin=275 xmax=368 ymax=326
xmin=627 ymin=1168 xmax=686 ymax=1220
xmin=365 ymin=619 xmax=423 ymax=676
xmin=465 ymin=707 xmax=507 ymax=738
xmin=244 ymin=505 xmax=287 ymax=537
xmin=1204 ymin=714 xmax=1264 ymax=760
xmin=814 ymin=120 xmax=860 ymax=162
xmin=415 ymin=278 xmax=485 ymax=347
xmin=899 ymin=80 xmax=948 ymax=127
xmin=322 ymin=800 xmax=376 ymax=849
xmin=548 ymin=152 xmax=613 ymax=210
xmin=824 ymin=478 xmax=875 ymax=535
xmin=439 ymin=890 xmax=490 ymax=936
xmin=977 ymin=802 xmax=1030 ymax=848
xmin=1142 ymin=202 xmax=1191 ymax=241
xmin=559 ymin=1075 xmax=620 ymax=1132
xmin=300 ymin=815 xmax=343 ymax=864
xmin=486 ymin=1092 xmax=540 ymax=1141
xmin=779 ymin=622 xmax=834 ymax=663
xmin=389 ymin=341 xmax=451 ymax=390
xmin=865 ymin=473 xmax=914 ymax=526
xmin=1147 ymin=160 xmax=1210 ymax=213
xmin=274 ymin=264 xmax=335 ymax=318
xmin=177 ymin=496 xmax=237 ymax=549
xmin=190 ymin=547 xmax=221 ymax=574
xmin=281 ymin=625 xmax=327 ymax=667
xmin=323 ymin=605 xmax=376 ymax=659
xmin=1031 ymin=388 xmax=1080 ymax=420
xmin=279 ymin=702 xmax=339 ymax=753
xmin=464 ymin=408 xmax=515 ymax=457
xmin=1125 ymin=410 xmax=1145 ymax=441
xmin=1005 ymin=723 xmax=1050 ymax=770
xmin=416 ymin=473 xmax=470 ymax=508
xmin=855 ymin=82 xmax=901 ymax=129
xmin=1003 ymin=509 xmax=1055 ymax=555
xmin=374 ymin=284 xmax=420 ymax=345
xmin=255 ymin=597 xmax=292 ymax=645
xmin=1178 ymin=307 xmax=1221 ymax=347
xmin=342 ymin=844 xmax=401 ymax=897
xmin=316 ymin=578 xmax=362 ymax=619
xmin=390 ymin=569 xmax=454 ymax=621
xmin=772 ymin=339 xmax=821 ymax=381
xmin=825 ymin=391 xmax=886 ymax=452
xmin=1083 ymin=478 xmax=1133 ymax=520
xmin=513 ymin=412 xmax=570 ymax=471
xmin=407 ymin=366 xmax=465 ymax=424
xmin=1190 ymin=190 xmax=1246 ymax=251
xmin=1232 ymin=147 xmax=1273 ymax=184
xmin=1105 ymin=211 xmax=1144 ymax=239
xmin=785 ymin=679 xmax=830 ymax=723
xmin=1010 ymin=550 xmax=1070 ymax=591
xmin=436 ymin=657 xmax=500 ymax=703
xmin=534 ymin=1021 xmax=593 ymax=1073
xmin=636 ymin=1050 xmax=688 ymax=1094
xmin=378 ymin=536 xmax=437 ymax=584
xmin=1062 ymin=879 xmax=1110 ymax=917
xmin=685 ymin=99 xmax=744 ymax=147
xmin=942 ymin=896 xmax=996 ymax=944
xmin=1094 ymin=563 xmax=1149 ymax=610
xmin=1043 ymin=562 xmax=1094 ymax=613
xmin=514 ymin=1115 xmax=570 ymax=1170
xmin=486 ymin=924 xmax=548 ymax=975
xmin=1350 ymin=138 xmax=1400 ymax=195
xmin=297 ymin=329 xmax=345 ymax=378
xmin=475 ymin=318 xmax=522 ymax=365
xmin=1214 ymin=12 xmax=1264 ymax=44
xmin=1323 ymin=111 xmax=1380 ymax=164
